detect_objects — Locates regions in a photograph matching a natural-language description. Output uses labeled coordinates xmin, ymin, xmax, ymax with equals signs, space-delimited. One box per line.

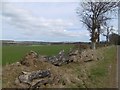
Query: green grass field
xmin=2 ymin=45 xmax=74 ymax=65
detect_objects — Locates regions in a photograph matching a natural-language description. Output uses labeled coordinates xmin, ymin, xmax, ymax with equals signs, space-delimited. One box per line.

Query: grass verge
xmin=89 ymin=46 xmax=117 ymax=87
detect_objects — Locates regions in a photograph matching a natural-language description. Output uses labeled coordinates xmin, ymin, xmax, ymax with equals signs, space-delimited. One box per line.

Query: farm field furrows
xmin=2 ymin=45 xmax=74 ymax=65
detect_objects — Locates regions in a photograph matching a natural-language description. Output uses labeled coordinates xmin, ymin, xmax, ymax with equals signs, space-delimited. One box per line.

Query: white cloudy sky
xmin=1 ymin=1 xmax=118 ymax=42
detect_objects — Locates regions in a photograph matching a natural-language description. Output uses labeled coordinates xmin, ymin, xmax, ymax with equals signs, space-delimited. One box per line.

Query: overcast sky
xmin=1 ymin=1 xmax=118 ymax=42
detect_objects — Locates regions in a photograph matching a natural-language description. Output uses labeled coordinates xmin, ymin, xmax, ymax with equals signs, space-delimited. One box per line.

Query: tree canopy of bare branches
xmin=76 ymin=1 xmax=119 ymax=49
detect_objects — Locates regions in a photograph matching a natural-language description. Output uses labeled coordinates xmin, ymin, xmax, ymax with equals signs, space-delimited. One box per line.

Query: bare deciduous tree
xmin=76 ymin=1 xmax=118 ymax=49
xmin=102 ymin=26 xmax=115 ymax=43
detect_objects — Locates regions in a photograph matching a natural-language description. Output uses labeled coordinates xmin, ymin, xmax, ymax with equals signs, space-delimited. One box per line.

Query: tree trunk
xmin=97 ymin=27 xmax=100 ymax=43
xmin=91 ymin=20 xmax=96 ymax=50
xmin=98 ymin=34 xmax=100 ymax=43
xmin=91 ymin=42 xmax=96 ymax=50
xmin=106 ymin=36 xmax=109 ymax=43
xmin=106 ymin=27 xmax=109 ymax=43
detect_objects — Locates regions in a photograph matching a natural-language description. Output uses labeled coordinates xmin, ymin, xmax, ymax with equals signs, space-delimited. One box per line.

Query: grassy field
xmin=89 ymin=46 xmax=117 ymax=87
xmin=2 ymin=44 xmax=74 ymax=65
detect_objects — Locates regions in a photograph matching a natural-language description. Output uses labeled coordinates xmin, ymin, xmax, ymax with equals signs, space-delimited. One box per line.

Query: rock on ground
xmin=16 ymin=70 xmax=51 ymax=88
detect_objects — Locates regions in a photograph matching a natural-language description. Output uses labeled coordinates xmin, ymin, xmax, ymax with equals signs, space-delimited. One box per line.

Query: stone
xmin=78 ymin=49 xmax=103 ymax=63
xmin=22 ymin=71 xmax=31 ymax=75
xmin=40 ymin=47 xmax=103 ymax=66
xmin=31 ymin=79 xmax=52 ymax=88
xmin=31 ymin=79 xmax=45 ymax=88
xmin=15 ymin=78 xmax=20 ymax=85
xmin=16 ymin=70 xmax=51 ymax=88
xmin=84 ymin=59 xmax=93 ymax=62
xmin=18 ymin=70 xmax=51 ymax=85
xmin=18 ymin=74 xmax=31 ymax=84
xmin=45 ymin=50 xmax=66 ymax=66
xmin=28 ymin=70 xmax=51 ymax=81
xmin=44 ymin=49 xmax=78 ymax=66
